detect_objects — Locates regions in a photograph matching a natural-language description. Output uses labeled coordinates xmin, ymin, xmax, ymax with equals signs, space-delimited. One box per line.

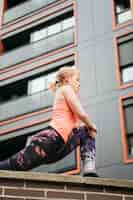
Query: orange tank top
xmin=50 ymin=93 xmax=79 ymax=143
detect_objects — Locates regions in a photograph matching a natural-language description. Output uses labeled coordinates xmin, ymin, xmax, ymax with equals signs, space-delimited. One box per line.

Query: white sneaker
xmin=82 ymin=159 xmax=98 ymax=177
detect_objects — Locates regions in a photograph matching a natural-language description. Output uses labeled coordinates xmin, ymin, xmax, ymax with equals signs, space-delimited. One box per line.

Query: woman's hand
xmin=87 ymin=123 xmax=97 ymax=138
xmin=89 ymin=129 xmax=97 ymax=139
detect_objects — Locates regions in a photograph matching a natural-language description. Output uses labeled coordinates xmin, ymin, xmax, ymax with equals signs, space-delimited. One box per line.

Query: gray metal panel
xmin=0 ymin=90 xmax=53 ymax=121
xmin=93 ymin=0 xmax=113 ymax=36
xmin=2 ymin=3 xmax=73 ymax=39
xmin=0 ymin=28 xmax=74 ymax=70
xmin=78 ymin=43 xmax=97 ymax=99
xmin=0 ymin=121 xmax=50 ymax=141
xmin=77 ymin=0 xmax=94 ymax=43
xmin=96 ymin=97 xmax=123 ymax=167
xmin=98 ymin=163 xmax=133 ymax=180
xmin=0 ymin=107 xmax=51 ymax=134
xmin=3 ymin=0 xmax=56 ymax=24
xmin=95 ymin=36 xmax=117 ymax=94
xmin=0 ymin=1 xmax=2 ymax=9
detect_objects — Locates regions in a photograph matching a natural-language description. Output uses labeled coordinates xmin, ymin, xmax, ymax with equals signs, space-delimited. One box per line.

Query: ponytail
xmin=48 ymin=80 xmax=58 ymax=92
xmin=48 ymin=66 xmax=79 ymax=92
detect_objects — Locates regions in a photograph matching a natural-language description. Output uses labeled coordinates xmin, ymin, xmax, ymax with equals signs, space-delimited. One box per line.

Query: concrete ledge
xmin=0 ymin=170 xmax=133 ymax=189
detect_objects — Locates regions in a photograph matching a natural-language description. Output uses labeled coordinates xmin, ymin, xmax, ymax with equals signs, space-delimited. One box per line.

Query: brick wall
xmin=0 ymin=171 xmax=133 ymax=200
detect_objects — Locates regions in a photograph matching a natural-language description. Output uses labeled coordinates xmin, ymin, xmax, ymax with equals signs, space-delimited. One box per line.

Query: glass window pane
xmin=124 ymin=105 xmax=133 ymax=134
xmin=122 ymin=66 xmax=133 ymax=83
xmin=123 ymin=98 xmax=133 ymax=107
xmin=62 ymin=17 xmax=75 ymax=30
xmin=115 ymin=0 xmax=132 ymax=24
xmin=46 ymin=72 xmax=57 ymax=89
xmin=129 ymin=136 xmax=133 ymax=155
xmin=28 ymin=77 xmax=45 ymax=94
xmin=119 ymin=36 xmax=133 ymax=66
xmin=47 ymin=22 xmax=61 ymax=36
xmin=116 ymin=0 xmax=130 ymax=13
xmin=118 ymin=33 xmax=133 ymax=43
xmin=123 ymin=98 xmax=133 ymax=156
xmin=30 ymin=28 xmax=47 ymax=42
xmin=127 ymin=135 xmax=133 ymax=156
xmin=117 ymin=10 xmax=132 ymax=24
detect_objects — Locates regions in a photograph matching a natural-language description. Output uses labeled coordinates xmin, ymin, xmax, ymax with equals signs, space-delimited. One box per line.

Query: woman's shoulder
xmin=62 ymin=85 xmax=77 ymax=97
xmin=62 ymin=84 xmax=74 ymax=92
xmin=55 ymin=85 xmax=74 ymax=100
xmin=55 ymin=86 xmax=65 ymax=100
xmin=57 ymin=85 xmax=73 ymax=93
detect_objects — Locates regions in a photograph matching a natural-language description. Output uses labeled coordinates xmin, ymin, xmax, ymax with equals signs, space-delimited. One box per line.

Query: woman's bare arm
xmin=62 ymin=85 xmax=97 ymax=132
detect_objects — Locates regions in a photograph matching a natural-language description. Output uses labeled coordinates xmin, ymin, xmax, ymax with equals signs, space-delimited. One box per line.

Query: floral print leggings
xmin=0 ymin=126 xmax=96 ymax=171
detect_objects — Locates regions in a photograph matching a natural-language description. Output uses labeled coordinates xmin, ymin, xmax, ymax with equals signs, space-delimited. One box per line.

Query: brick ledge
xmin=0 ymin=170 xmax=133 ymax=189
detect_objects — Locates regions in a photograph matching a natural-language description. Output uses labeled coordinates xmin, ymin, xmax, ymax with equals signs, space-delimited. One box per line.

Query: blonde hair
xmin=48 ymin=66 xmax=79 ymax=92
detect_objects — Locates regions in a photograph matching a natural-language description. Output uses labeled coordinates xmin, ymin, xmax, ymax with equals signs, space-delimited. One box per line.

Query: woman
xmin=0 ymin=66 xmax=98 ymax=177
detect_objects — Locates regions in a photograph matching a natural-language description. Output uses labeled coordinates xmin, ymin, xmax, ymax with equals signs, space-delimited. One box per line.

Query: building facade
xmin=0 ymin=0 xmax=133 ymax=179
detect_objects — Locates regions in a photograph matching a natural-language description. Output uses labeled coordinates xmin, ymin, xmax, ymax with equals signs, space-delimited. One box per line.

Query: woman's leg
xmin=0 ymin=125 xmax=97 ymax=176
xmin=0 ymin=127 xmax=65 ymax=171
xmin=79 ymin=127 xmax=97 ymax=176
xmin=65 ymin=126 xmax=98 ymax=176
xmin=0 ymin=159 xmax=12 ymax=170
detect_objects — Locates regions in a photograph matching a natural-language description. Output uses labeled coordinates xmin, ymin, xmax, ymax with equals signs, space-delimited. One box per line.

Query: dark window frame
xmin=119 ymin=94 xmax=133 ymax=164
xmin=112 ymin=0 xmax=133 ymax=30
xmin=2 ymin=11 xmax=74 ymax=54
xmin=114 ymin=30 xmax=133 ymax=89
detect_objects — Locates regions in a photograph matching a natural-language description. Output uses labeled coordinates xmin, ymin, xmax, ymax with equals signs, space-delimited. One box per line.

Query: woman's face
xmin=68 ymin=72 xmax=80 ymax=93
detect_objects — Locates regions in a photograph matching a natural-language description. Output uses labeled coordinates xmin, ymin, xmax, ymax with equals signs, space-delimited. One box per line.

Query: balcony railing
xmin=0 ymin=90 xmax=53 ymax=121
xmin=3 ymin=0 xmax=58 ymax=24
xmin=0 ymin=28 xmax=74 ymax=70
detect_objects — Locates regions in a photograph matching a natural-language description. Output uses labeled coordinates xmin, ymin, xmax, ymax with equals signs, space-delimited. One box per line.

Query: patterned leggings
xmin=0 ymin=126 xmax=95 ymax=171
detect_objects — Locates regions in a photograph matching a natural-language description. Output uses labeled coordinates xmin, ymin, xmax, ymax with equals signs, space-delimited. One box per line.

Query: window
xmin=47 ymin=22 xmax=61 ymax=36
xmin=46 ymin=72 xmax=57 ymax=88
xmin=30 ymin=28 xmax=47 ymax=43
xmin=0 ymin=71 xmax=57 ymax=104
xmin=2 ymin=11 xmax=74 ymax=53
xmin=62 ymin=17 xmax=75 ymax=30
xmin=0 ymin=79 xmax=28 ymax=104
xmin=0 ymin=59 xmax=74 ymax=104
xmin=30 ymin=16 xmax=75 ymax=43
xmin=122 ymin=67 xmax=133 ymax=83
xmin=123 ymin=97 xmax=133 ymax=157
xmin=28 ymin=76 xmax=46 ymax=95
xmin=114 ymin=0 xmax=132 ymax=24
xmin=28 ymin=72 xmax=57 ymax=95
xmin=0 ymin=55 xmax=74 ymax=104
xmin=118 ymin=32 xmax=133 ymax=84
